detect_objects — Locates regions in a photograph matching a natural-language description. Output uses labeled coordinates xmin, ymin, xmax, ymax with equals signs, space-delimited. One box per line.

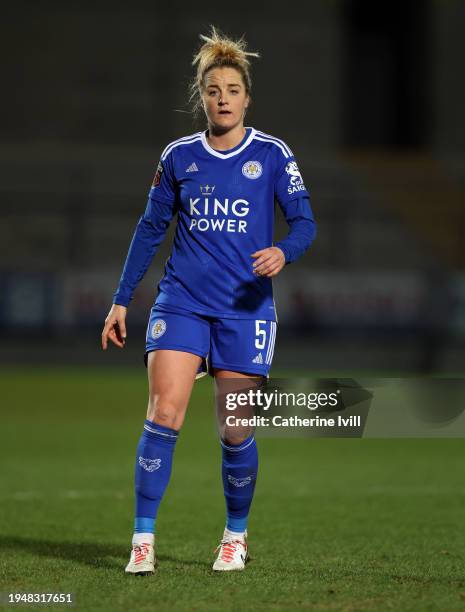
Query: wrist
xmin=113 ymin=298 xmax=130 ymax=308
xmin=274 ymin=243 xmax=289 ymax=265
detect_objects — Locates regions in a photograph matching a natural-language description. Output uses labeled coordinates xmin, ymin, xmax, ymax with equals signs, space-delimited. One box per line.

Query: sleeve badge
xmin=152 ymin=161 xmax=164 ymax=188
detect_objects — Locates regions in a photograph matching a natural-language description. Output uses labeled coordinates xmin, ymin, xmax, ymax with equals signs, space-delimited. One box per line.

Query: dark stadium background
xmin=1 ymin=0 xmax=464 ymax=372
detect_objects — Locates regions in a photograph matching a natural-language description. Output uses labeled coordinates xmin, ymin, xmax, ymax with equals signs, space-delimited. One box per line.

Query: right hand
xmin=101 ymin=304 xmax=128 ymax=350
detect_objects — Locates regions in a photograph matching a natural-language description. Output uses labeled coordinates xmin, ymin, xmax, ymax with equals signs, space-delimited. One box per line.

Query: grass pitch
xmin=1 ymin=367 xmax=465 ymax=611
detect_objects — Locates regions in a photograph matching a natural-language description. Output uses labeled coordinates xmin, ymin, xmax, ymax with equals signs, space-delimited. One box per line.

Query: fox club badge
xmin=151 ymin=319 xmax=166 ymax=339
xmin=242 ymin=160 xmax=263 ymax=180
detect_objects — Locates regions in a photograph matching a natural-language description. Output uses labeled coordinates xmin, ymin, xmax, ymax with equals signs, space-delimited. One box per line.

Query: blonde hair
xmin=189 ymin=25 xmax=260 ymax=116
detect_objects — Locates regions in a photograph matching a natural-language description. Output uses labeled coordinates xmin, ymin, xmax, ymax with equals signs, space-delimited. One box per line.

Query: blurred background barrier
xmin=1 ymin=0 xmax=464 ymax=373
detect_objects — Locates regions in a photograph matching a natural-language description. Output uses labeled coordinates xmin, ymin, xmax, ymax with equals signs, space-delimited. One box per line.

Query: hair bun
xmin=189 ymin=25 xmax=259 ymax=116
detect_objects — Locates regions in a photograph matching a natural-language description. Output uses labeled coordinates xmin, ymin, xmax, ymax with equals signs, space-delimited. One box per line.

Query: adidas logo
xmin=252 ymin=353 xmax=263 ymax=364
xmin=186 ymin=162 xmax=198 ymax=173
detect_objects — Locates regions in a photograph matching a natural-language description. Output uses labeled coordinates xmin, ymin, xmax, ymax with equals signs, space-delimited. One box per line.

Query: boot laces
xmin=215 ymin=539 xmax=244 ymax=562
xmin=133 ymin=543 xmax=151 ymax=564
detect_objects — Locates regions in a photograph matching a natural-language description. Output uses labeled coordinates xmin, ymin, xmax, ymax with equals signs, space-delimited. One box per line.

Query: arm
xmin=252 ymin=147 xmax=316 ymax=277
xmin=102 ymin=153 xmax=177 ymax=350
xmin=275 ymin=195 xmax=316 ymax=264
xmin=251 ymin=196 xmax=316 ymax=277
xmin=101 ymin=197 xmax=176 ymax=350
xmin=113 ymin=152 xmax=177 ymax=306
xmin=113 ymin=196 xmax=176 ymax=306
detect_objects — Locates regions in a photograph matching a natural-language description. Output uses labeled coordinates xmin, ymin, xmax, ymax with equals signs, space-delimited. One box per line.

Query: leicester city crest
xmin=151 ymin=319 xmax=167 ymax=339
xmin=242 ymin=160 xmax=263 ymax=180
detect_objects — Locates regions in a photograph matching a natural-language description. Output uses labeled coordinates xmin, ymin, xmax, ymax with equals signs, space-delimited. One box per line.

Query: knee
xmin=221 ymin=428 xmax=253 ymax=446
xmin=147 ymin=395 xmax=182 ymax=430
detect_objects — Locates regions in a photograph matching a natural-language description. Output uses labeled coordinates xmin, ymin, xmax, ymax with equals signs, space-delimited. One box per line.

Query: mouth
xmin=218 ymin=110 xmax=232 ymax=115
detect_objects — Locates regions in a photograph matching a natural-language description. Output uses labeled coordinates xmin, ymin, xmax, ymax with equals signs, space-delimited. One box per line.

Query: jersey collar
xmin=200 ymin=127 xmax=256 ymax=159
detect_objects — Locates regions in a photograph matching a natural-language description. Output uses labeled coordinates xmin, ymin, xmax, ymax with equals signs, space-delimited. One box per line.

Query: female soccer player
xmin=101 ymin=26 xmax=316 ymax=574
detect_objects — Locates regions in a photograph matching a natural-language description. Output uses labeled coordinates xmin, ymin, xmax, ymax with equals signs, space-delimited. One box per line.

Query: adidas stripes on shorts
xmin=144 ymin=305 xmax=277 ymax=377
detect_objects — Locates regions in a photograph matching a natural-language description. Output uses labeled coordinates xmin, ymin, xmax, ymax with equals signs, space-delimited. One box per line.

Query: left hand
xmin=251 ymin=246 xmax=286 ymax=278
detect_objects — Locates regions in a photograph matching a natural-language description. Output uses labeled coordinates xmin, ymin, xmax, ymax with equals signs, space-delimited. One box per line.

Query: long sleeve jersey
xmin=113 ymin=127 xmax=316 ymax=321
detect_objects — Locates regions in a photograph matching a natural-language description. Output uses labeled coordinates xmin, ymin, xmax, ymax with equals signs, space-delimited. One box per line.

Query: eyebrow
xmin=206 ymin=83 xmax=242 ymax=88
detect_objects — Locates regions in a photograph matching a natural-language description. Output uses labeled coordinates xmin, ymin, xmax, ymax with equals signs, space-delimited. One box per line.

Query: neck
xmin=206 ymin=124 xmax=247 ymax=151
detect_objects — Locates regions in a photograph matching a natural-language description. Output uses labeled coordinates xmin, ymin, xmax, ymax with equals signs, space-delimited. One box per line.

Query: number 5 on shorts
xmin=255 ymin=320 xmax=267 ymax=349
xmin=255 ymin=320 xmax=277 ymax=366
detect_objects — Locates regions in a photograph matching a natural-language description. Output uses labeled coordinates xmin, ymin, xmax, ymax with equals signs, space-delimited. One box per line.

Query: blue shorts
xmin=144 ymin=306 xmax=277 ymax=378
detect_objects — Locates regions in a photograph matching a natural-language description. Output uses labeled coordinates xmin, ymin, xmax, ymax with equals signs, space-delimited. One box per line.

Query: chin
xmin=212 ymin=117 xmax=238 ymax=131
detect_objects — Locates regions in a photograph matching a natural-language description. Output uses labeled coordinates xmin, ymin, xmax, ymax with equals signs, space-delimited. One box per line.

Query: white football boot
xmin=213 ymin=530 xmax=248 ymax=571
xmin=125 ymin=541 xmax=155 ymax=575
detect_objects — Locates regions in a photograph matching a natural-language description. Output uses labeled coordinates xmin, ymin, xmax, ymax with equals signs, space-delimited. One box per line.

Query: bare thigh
xmin=146 ymin=349 xmax=202 ymax=431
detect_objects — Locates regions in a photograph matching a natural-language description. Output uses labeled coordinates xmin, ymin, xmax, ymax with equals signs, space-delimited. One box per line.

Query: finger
xmin=101 ymin=316 xmax=118 ymax=346
xmin=252 ymin=253 xmax=274 ymax=269
xmin=258 ymin=260 xmax=281 ymax=276
xmin=114 ymin=321 xmax=126 ymax=344
xmin=262 ymin=267 xmax=281 ymax=278
xmin=101 ymin=323 xmax=112 ymax=350
xmin=108 ymin=327 xmax=125 ymax=348
xmin=254 ymin=257 xmax=279 ymax=274
xmin=265 ymin=269 xmax=281 ymax=278
xmin=109 ymin=327 xmax=124 ymax=348
xmin=251 ymin=249 xmax=269 ymax=259
xmin=103 ymin=320 xmax=124 ymax=348
xmin=118 ymin=319 xmax=127 ymax=340
xmin=264 ymin=263 xmax=285 ymax=277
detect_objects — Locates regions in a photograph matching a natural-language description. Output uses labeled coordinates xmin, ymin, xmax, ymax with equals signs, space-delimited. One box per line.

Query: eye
xmin=231 ymin=90 xmax=239 ymax=95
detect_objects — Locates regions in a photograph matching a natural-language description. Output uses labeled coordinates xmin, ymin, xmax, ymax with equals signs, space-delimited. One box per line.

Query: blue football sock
xmin=133 ymin=419 xmax=179 ymax=534
xmin=221 ymin=434 xmax=258 ymax=533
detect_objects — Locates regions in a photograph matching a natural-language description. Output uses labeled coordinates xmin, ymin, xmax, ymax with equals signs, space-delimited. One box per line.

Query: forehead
xmin=204 ymin=66 xmax=244 ymax=87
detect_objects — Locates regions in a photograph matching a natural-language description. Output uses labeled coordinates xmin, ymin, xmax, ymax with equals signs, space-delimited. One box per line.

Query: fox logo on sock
xmin=228 ymin=475 xmax=253 ymax=488
xmin=139 ymin=456 xmax=162 ymax=472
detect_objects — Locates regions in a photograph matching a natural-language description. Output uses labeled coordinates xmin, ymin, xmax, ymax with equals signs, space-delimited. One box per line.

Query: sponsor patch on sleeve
xmin=285 ymin=160 xmax=306 ymax=195
xmin=152 ymin=161 xmax=164 ymax=188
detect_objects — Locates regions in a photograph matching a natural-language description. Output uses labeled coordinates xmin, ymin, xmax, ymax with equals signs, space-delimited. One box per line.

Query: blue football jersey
xmin=147 ymin=126 xmax=311 ymax=321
